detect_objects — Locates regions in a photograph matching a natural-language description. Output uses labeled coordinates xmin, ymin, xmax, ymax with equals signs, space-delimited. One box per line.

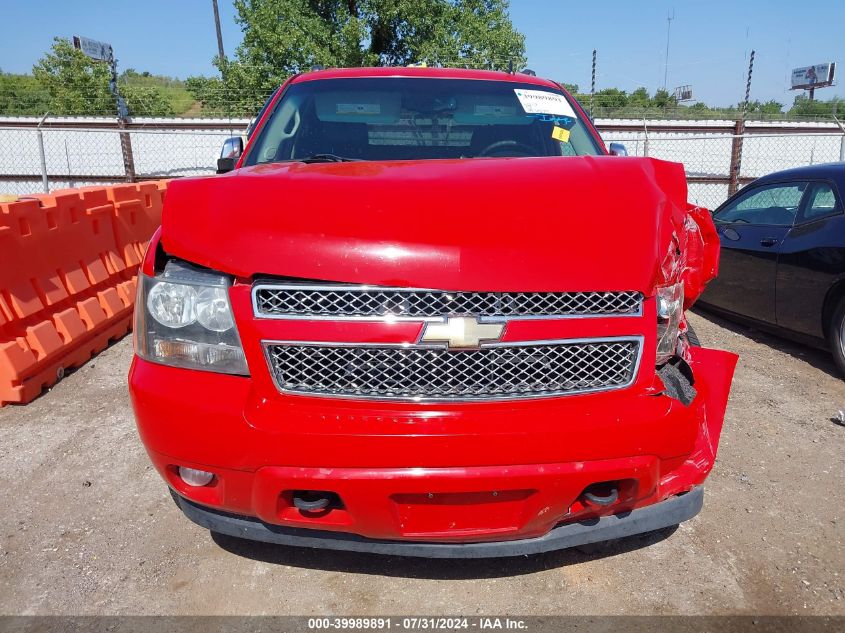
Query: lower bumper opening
xmin=169 ymin=486 xmax=704 ymax=559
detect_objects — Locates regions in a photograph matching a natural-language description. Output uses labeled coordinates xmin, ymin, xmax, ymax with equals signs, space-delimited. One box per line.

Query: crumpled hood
xmin=161 ymin=156 xmax=715 ymax=297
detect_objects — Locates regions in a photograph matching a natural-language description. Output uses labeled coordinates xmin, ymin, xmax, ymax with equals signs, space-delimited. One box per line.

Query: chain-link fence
xmin=600 ymin=120 xmax=845 ymax=209
xmin=0 ymin=118 xmax=247 ymax=195
xmin=1 ymin=117 xmax=844 ymax=210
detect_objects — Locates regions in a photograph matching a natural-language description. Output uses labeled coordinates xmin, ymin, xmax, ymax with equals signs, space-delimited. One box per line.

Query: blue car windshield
xmin=243 ymin=77 xmax=603 ymax=165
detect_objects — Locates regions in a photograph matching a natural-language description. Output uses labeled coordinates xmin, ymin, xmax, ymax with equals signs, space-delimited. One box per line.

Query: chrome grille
xmin=264 ymin=338 xmax=641 ymax=401
xmin=253 ymin=284 xmax=642 ymax=320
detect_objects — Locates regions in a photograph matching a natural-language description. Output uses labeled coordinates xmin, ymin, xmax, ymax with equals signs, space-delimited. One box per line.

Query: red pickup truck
xmin=129 ymin=67 xmax=737 ymax=557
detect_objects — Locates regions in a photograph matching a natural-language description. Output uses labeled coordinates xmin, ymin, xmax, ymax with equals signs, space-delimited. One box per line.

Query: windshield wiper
xmin=296 ymin=153 xmax=360 ymax=164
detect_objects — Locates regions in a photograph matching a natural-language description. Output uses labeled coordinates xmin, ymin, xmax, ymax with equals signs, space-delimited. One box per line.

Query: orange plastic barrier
xmin=108 ymin=182 xmax=167 ymax=269
xmin=0 ymin=181 xmax=167 ymax=406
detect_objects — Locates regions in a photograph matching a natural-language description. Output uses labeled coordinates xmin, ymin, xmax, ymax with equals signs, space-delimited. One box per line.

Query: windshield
xmin=243 ymin=77 xmax=603 ymax=165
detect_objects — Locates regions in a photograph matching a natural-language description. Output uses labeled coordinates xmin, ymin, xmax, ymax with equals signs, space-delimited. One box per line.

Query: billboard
xmin=673 ymin=85 xmax=693 ymax=102
xmin=72 ymin=36 xmax=113 ymax=62
xmin=791 ymin=63 xmax=835 ymax=90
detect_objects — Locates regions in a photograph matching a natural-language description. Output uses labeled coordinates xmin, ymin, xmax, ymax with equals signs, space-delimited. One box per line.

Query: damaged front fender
xmin=680 ymin=204 xmax=721 ymax=309
xmin=659 ymin=346 xmax=739 ymax=495
xmin=648 ymin=159 xmax=720 ymax=308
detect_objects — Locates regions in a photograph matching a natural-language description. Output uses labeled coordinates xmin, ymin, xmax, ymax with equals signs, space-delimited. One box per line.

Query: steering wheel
xmin=476 ymin=140 xmax=537 ymax=158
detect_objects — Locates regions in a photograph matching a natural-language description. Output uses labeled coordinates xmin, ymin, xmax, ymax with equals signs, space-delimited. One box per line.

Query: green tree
xmin=188 ymin=0 xmax=526 ymax=116
xmin=744 ymin=99 xmax=783 ymax=116
xmin=31 ymin=38 xmax=174 ymax=116
xmin=32 ymin=38 xmax=114 ymax=115
xmin=651 ymin=88 xmax=675 ymax=109
xmin=186 ymin=73 xmax=273 ymax=117
xmin=789 ymin=94 xmax=844 ymax=118
xmin=627 ymin=87 xmax=651 ymax=108
xmin=592 ymin=88 xmax=628 ymax=110
xmin=120 ymin=69 xmax=189 ymax=115
xmin=0 ymin=71 xmax=51 ymax=115
xmin=121 ymin=84 xmax=175 ymax=116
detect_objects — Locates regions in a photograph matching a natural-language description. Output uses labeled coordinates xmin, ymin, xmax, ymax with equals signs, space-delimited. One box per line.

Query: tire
xmin=685 ymin=322 xmax=701 ymax=348
xmin=827 ymin=296 xmax=845 ymax=378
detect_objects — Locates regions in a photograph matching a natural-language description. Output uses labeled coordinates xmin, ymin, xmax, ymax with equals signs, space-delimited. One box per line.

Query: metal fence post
xmin=834 ymin=115 xmax=845 ymax=162
xmin=36 ymin=113 xmax=49 ymax=193
xmin=118 ymin=120 xmax=137 ymax=183
xmin=589 ymin=49 xmax=596 ymax=118
xmin=728 ymin=118 xmax=744 ymax=197
xmin=729 ymin=50 xmax=754 ymax=198
xmin=108 ymin=50 xmax=136 ymax=184
xmin=643 ymin=119 xmax=650 ymax=157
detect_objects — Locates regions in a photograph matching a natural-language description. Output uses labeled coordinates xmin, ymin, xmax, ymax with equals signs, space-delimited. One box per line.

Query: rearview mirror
xmin=217 ymin=136 xmax=244 ymax=174
xmin=608 ymin=142 xmax=628 ymax=157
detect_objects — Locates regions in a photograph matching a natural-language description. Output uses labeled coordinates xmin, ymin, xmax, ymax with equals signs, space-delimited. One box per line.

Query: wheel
xmin=827 ymin=296 xmax=845 ymax=377
xmin=685 ymin=322 xmax=701 ymax=348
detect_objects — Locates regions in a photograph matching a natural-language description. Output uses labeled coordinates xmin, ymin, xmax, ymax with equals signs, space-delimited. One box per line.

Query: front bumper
xmin=130 ymin=346 xmax=736 ymax=549
xmin=172 ymin=486 xmax=703 ymax=558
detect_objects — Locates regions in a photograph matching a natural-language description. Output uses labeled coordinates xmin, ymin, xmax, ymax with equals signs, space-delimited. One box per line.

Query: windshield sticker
xmin=514 ymin=89 xmax=577 ymax=118
xmin=336 ymin=103 xmax=381 ymax=115
xmin=474 ymin=105 xmax=517 ymax=117
xmin=533 ymin=113 xmax=576 ymax=129
xmin=551 ymin=126 xmax=571 ymax=143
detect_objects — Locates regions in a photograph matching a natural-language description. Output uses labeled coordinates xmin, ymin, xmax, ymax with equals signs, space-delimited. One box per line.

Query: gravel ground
xmin=0 ymin=310 xmax=843 ymax=616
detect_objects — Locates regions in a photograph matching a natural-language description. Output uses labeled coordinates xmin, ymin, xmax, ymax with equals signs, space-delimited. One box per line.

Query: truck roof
xmin=290 ymin=66 xmax=561 ymax=90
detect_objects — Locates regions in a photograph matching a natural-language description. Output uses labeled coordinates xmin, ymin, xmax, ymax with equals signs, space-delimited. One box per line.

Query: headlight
xmin=655 ymin=282 xmax=684 ymax=364
xmin=147 ymin=282 xmax=197 ymax=328
xmin=196 ymin=287 xmax=236 ymax=331
xmin=135 ymin=260 xmax=249 ymax=375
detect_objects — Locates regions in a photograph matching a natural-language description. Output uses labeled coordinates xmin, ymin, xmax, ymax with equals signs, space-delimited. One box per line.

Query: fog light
xmin=178 ymin=466 xmax=214 ymax=487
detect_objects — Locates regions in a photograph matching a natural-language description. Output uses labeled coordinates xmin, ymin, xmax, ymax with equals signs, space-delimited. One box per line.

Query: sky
xmin=1 ymin=0 xmax=843 ymax=107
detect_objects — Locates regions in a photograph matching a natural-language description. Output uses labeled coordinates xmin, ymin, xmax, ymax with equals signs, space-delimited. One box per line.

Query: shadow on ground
xmin=692 ymin=307 xmax=839 ymax=380
xmin=210 ymin=526 xmax=678 ymax=579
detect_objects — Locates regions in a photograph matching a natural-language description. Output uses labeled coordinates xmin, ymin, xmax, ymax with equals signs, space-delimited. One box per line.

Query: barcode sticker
xmin=514 ymin=89 xmax=577 ymax=117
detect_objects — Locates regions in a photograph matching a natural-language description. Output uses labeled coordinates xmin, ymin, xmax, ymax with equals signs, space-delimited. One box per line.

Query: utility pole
xmin=663 ymin=8 xmax=674 ymax=90
xmin=212 ymin=0 xmax=226 ymax=63
xmin=590 ymin=49 xmax=596 ymax=117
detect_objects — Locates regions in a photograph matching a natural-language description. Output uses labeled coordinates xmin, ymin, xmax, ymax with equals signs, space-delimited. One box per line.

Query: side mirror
xmin=217 ymin=136 xmax=244 ymax=174
xmin=608 ymin=142 xmax=628 ymax=157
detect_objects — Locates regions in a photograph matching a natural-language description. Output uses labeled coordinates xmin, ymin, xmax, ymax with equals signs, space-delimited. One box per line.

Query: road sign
xmin=72 ymin=36 xmax=113 ymax=62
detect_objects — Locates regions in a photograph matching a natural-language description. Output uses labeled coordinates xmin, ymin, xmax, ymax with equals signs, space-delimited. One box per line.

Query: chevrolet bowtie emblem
xmin=419 ymin=317 xmax=505 ymax=350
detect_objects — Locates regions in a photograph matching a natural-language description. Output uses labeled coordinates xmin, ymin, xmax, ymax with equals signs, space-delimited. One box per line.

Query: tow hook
xmin=291 ymin=491 xmax=339 ymax=513
xmin=580 ymin=482 xmax=620 ymax=507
